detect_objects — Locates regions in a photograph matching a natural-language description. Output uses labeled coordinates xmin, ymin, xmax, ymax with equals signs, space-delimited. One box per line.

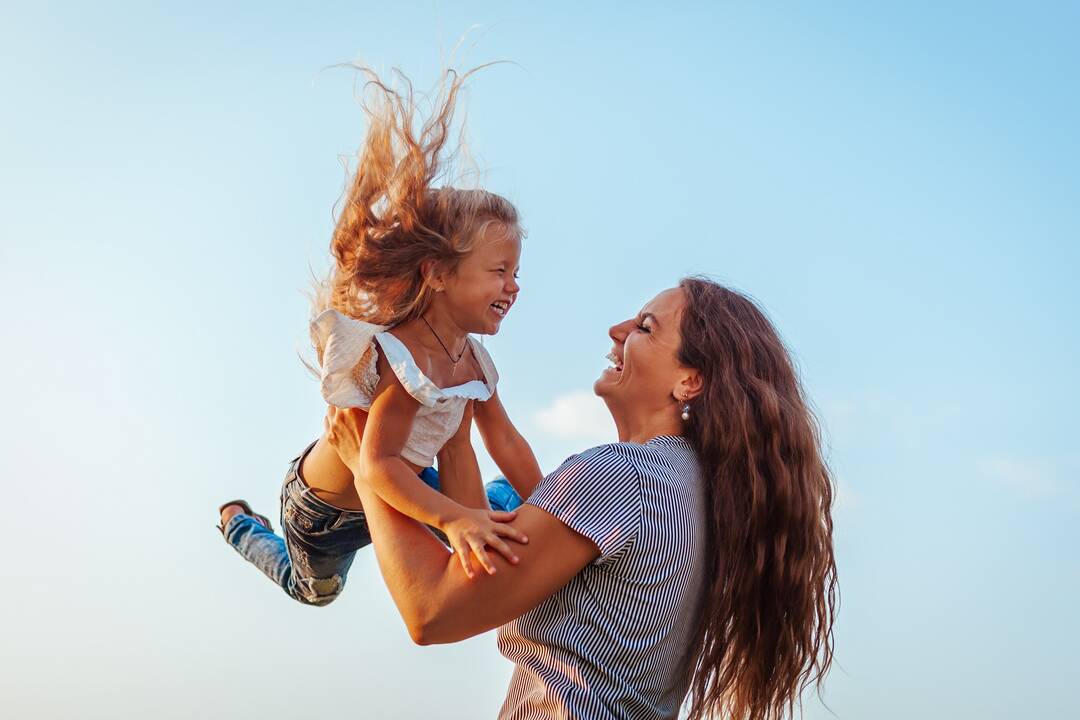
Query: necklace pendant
xmin=421 ymin=315 xmax=469 ymax=375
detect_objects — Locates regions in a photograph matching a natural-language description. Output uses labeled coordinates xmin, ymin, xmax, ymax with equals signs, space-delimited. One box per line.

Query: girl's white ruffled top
xmin=311 ymin=309 xmax=499 ymax=468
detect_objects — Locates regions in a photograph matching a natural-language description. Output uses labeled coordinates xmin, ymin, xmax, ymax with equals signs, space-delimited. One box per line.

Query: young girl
xmin=218 ymin=67 xmax=542 ymax=606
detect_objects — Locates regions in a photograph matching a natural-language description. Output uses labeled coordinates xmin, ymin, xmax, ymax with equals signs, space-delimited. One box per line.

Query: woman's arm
xmin=327 ymin=406 xmax=600 ymax=644
xmin=473 ymin=390 xmax=544 ymax=499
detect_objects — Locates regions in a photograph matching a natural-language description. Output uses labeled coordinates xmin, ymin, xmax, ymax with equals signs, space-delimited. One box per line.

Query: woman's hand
xmin=324 ymin=406 xmax=365 ymax=476
xmin=442 ymin=507 xmax=528 ymax=579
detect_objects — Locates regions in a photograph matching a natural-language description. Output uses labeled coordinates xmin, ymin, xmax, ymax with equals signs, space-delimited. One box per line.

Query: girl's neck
xmin=416 ymin=304 xmax=469 ymax=358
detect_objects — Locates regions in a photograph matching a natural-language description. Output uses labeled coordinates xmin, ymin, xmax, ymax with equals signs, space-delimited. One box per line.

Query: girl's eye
xmin=513 ymin=272 xmax=520 ymax=279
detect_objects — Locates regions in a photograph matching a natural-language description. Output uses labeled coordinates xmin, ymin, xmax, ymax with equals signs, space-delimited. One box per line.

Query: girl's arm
xmin=435 ymin=401 xmax=488 ymax=510
xmin=357 ymin=355 xmax=526 ymax=575
xmin=327 ymin=405 xmax=599 ymax=644
xmin=356 ymin=354 xmax=465 ymax=530
xmin=473 ymin=390 xmax=544 ymax=499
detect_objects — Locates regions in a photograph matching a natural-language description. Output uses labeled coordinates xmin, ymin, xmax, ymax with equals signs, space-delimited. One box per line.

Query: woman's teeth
xmin=605 ymin=351 xmax=623 ymax=371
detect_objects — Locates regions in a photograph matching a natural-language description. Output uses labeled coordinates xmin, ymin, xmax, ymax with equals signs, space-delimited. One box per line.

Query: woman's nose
xmin=609 ymin=319 xmax=632 ymax=343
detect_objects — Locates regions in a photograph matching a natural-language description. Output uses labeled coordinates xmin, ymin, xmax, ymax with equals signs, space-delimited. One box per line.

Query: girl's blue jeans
xmin=222 ymin=442 xmax=524 ymax=606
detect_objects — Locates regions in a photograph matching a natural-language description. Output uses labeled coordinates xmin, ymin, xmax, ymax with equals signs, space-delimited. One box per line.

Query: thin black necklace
xmin=421 ymin=315 xmax=468 ymax=366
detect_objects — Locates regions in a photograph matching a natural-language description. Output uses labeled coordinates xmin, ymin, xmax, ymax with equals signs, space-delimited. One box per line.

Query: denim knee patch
xmin=294 ymin=573 xmax=345 ymax=606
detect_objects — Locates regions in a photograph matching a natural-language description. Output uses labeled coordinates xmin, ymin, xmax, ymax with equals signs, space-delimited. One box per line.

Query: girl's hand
xmin=442 ymin=507 xmax=529 ymax=578
xmin=324 ymin=406 xmax=364 ymax=476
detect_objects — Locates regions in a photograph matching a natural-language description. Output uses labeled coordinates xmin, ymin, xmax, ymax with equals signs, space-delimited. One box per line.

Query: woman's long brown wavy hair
xmin=678 ymin=277 xmax=837 ymax=720
xmin=311 ymin=65 xmax=522 ymax=363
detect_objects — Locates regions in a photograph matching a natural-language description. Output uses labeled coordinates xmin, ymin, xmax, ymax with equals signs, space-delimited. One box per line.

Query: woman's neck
xmin=610 ymin=404 xmax=684 ymax=445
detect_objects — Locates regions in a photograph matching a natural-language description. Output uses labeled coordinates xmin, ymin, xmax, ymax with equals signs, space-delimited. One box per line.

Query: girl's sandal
xmin=217 ymin=499 xmax=274 ymax=535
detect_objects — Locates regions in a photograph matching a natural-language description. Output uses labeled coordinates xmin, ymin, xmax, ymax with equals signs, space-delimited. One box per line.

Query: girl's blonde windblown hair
xmin=311 ymin=65 xmax=522 ymax=364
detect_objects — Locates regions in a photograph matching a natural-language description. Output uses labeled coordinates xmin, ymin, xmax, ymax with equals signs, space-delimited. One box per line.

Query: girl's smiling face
xmin=595 ymin=287 xmax=698 ymax=417
xmin=441 ymin=222 xmax=522 ymax=335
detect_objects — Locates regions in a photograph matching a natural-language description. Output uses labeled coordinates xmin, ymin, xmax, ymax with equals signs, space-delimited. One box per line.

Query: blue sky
xmin=1 ymin=2 xmax=1077 ymax=718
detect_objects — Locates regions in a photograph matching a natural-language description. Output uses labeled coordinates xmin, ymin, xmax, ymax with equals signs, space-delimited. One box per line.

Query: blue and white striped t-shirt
xmin=497 ymin=435 xmax=705 ymax=720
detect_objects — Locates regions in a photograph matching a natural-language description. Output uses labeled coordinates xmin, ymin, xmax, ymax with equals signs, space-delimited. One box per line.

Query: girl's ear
xmin=421 ymin=259 xmax=444 ymax=292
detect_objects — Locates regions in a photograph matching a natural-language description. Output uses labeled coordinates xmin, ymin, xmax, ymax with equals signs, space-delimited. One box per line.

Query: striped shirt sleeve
xmin=527 ymin=444 xmax=642 ymax=564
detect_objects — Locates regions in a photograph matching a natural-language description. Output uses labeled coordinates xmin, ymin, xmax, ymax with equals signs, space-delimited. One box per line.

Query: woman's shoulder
xmin=570 ymin=438 xmax=680 ymax=462
xmin=554 ymin=437 xmax=694 ymax=483
xmin=551 ymin=442 xmax=642 ymax=481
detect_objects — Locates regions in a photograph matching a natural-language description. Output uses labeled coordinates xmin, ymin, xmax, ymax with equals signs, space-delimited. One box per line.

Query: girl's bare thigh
xmin=298 ymin=436 xmax=365 ymax=510
xmin=299 ymin=412 xmax=424 ymax=511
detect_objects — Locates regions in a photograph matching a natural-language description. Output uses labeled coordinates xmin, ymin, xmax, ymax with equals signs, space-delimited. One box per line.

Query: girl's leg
xmin=296 ymin=435 xmax=365 ymax=511
xmin=300 ymin=420 xmax=423 ymax=510
xmin=222 ymin=443 xmax=370 ymax=606
xmin=485 ymin=476 xmax=524 ymax=512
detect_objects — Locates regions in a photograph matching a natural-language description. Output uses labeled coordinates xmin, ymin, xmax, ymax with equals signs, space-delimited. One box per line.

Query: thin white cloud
xmin=534 ymin=390 xmax=616 ymax=444
xmin=980 ymin=457 xmax=1062 ymax=497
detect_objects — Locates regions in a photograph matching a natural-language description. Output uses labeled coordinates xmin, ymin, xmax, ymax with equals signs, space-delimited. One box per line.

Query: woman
xmin=326 ymin=278 xmax=837 ymax=720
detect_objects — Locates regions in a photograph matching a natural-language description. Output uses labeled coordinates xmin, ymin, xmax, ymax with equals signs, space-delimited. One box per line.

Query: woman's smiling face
xmin=595 ymin=287 xmax=694 ymax=413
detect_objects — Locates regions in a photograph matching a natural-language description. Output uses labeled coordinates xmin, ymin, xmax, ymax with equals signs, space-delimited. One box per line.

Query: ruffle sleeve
xmin=310 ymin=309 xmax=387 ymax=409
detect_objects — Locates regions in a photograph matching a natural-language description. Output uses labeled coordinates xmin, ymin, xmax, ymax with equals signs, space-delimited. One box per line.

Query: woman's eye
xmin=635 ymin=322 xmax=651 ymax=334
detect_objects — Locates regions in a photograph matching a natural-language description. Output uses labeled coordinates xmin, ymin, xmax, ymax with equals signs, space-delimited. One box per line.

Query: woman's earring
xmin=680 ymin=396 xmax=691 ymax=421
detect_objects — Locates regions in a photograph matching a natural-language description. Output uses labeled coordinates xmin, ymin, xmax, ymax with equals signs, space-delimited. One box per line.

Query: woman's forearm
xmin=354 ymin=478 xmax=593 ymax=646
xmin=352 ymin=480 xmax=459 ymax=643
xmin=328 ymin=401 xmax=594 ymax=646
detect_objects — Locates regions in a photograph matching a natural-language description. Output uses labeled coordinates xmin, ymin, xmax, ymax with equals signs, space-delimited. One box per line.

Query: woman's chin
xmin=593 ymin=367 xmax=621 ymax=396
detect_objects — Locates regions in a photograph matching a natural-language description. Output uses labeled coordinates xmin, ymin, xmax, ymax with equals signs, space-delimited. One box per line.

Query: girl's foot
xmin=219 ymin=503 xmax=248 ymax=527
xmin=217 ymin=499 xmax=273 ymax=534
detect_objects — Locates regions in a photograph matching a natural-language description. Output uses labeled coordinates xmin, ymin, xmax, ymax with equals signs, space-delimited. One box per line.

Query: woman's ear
xmin=676 ymin=370 xmax=704 ymax=402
